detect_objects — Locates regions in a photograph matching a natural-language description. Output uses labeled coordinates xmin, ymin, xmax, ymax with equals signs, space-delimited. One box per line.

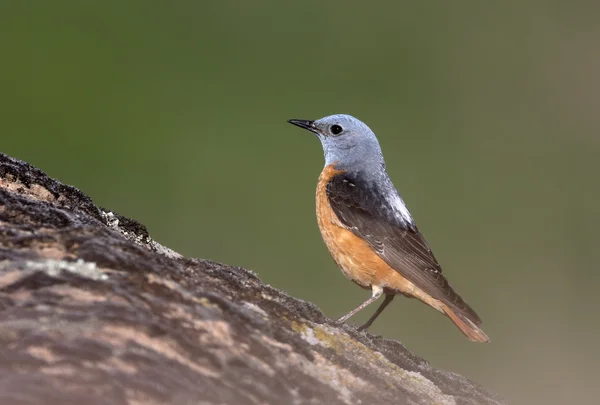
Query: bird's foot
xmin=357 ymin=322 xmax=372 ymax=332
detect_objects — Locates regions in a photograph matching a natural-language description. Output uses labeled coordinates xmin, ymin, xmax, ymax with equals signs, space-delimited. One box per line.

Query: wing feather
xmin=326 ymin=172 xmax=481 ymax=324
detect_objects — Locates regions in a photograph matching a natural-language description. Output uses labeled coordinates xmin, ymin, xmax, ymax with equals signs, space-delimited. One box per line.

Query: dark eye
xmin=330 ymin=124 xmax=343 ymax=135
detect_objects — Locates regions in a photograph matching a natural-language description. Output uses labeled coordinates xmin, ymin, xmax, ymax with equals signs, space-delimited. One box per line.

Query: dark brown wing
xmin=326 ymin=171 xmax=481 ymax=325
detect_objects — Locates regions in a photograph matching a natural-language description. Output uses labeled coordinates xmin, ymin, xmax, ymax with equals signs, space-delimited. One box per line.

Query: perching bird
xmin=288 ymin=114 xmax=489 ymax=342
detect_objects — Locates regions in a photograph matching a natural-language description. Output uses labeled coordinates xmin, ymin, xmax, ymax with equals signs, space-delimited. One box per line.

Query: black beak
xmin=287 ymin=119 xmax=318 ymax=134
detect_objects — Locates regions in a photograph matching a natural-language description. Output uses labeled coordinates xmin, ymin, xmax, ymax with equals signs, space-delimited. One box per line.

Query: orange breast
xmin=316 ymin=165 xmax=444 ymax=312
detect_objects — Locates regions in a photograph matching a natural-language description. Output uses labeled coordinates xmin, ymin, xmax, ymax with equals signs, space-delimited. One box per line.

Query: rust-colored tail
xmin=442 ymin=304 xmax=490 ymax=343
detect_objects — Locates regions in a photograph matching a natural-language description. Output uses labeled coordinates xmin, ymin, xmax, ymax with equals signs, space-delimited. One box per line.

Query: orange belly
xmin=316 ymin=165 xmax=444 ymax=312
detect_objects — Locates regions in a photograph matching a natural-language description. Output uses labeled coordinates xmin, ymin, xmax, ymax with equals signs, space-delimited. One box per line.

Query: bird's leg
xmin=358 ymin=294 xmax=394 ymax=331
xmin=336 ymin=286 xmax=383 ymax=325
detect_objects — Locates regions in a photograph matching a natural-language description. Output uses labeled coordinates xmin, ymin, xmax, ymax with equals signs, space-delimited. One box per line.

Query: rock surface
xmin=0 ymin=153 xmax=506 ymax=405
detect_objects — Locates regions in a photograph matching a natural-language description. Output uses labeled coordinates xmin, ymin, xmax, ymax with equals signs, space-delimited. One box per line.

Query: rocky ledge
xmin=0 ymin=153 xmax=505 ymax=405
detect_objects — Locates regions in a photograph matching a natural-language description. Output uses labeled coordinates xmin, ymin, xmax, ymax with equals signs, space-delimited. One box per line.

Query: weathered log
xmin=0 ymin=153 xmax=506 ymax=405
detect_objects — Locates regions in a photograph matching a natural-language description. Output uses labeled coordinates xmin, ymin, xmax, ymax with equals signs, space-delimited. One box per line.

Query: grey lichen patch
xmin=102 ymin=210 xmax=120 ymax=229
xmin=268 ymin=333 xmax=368 ymax=405
xmin=101 ymin=210 xmax=183 ymax=259
xmin=102 ymin=210 xmax=150 ymax=247
xmin=25 ymin=258 xmax=108 ymax=281
xmin=292 ymin=322 xmax=351 ymax=351
xmin=260 ymin=291 xmax=276 ymax=301
xmin=148 ymin=240 xmax=183 ymax=259
xmin=297 ymin=323 xmax=325 ymax=347
xmin=402 ymin=370 xmax=457 ymax=405
xmin=307 ymin=351 xmax=368 ymax=404
xmin=197 ymin=296 xmax=219 ymax=309
xmin=291 ymin=322 xmax=458 ymax=405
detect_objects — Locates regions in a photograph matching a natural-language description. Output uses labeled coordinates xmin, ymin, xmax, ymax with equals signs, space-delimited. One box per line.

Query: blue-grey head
xmin=289 ymin=114 xmax=414 ymax=224
xmin=288 ymin=114 xmax=386 ymax=174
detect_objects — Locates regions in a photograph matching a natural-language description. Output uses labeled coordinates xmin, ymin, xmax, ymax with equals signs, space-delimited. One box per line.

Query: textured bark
xmin=0 ymin=153 xmax=506 ymax=405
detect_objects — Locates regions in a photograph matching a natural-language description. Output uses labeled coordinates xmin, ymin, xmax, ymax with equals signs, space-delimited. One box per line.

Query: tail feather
xmin=443 ymin=304 xmax=490 ymax=343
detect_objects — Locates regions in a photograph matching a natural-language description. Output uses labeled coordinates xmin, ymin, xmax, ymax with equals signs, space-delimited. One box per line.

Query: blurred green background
xmin=2 ymin=1 xmax=599 ymax=404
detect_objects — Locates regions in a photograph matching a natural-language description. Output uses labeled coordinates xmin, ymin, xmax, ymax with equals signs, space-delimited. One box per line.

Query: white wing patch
xmin=390 ymin=192 xmax=414 ymax=225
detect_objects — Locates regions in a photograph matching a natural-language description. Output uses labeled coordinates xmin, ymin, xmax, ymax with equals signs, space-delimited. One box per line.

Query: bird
xmin=288 ymin=114 xmax=489 ymax=342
